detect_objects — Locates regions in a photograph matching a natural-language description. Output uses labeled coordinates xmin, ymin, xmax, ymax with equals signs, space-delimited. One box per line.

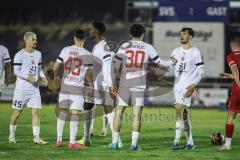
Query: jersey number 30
xmin=125 ymin=50 xmax=145 ymax=68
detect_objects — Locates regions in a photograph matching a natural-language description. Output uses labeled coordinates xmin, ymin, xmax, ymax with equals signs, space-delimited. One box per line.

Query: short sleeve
xmin=195 ymin=50 xmax=204 ymax=67
xmin=56 ymin=48 xmax=66 ymax=63
xmin=13 ymin=52 xmax=22 ymax=65
xmin=148 ymin=45 xmax=159 ymax=60
xmin=84 ymin=53 xmax=93 ymax=69
xmin=226 ymin=54 xmax=236 ymax=68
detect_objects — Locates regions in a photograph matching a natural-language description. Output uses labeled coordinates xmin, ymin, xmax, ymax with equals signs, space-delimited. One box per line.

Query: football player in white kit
xmin=53 ymin=29 xmax=93 ymax=149
xmin=77 ymin=22 xmax=122 ymax=147
xmin=170 ymin=27 xmax=204 ymax=150
xmin=9 ymin=31 xmax=48 ymax=144
xmin=110 ymin=24 xmax=176 ymax=150
xmin=0 ymin=42 xmax=11 ymax=98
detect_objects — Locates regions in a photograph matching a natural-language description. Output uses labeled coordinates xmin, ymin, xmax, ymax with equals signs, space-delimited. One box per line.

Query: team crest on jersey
xmin=181 ymin=57 xmax=185 ymax=61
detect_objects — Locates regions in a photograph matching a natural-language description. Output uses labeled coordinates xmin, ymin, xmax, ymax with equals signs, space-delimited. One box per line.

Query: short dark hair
xmin=92 ymin=22 xmax=106 ymax=35
xmin=130 ymin=24 xmax=146 ymax=37
xmin=181 ymin=27 xmax=194 ymax=37
xmin=230 ymin=37 xmax=240 ymax=44
xmin=74 ymin=29 xmax=85 ymax=40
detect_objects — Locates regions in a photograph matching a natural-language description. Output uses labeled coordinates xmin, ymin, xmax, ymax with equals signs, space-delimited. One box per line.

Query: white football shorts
xmin=117 ymin=86 xmax=146 ymax=107
xmin=174 ymin=89 xmax=192 ymax=107
xmin=12 ymin=89 xmax=41 ymax=110
xmin=58 ymin=91 xmax=84 ymax=110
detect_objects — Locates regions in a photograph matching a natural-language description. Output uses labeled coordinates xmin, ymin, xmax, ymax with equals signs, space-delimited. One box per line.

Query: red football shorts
xmin=228 ymin=87 xmax=240 ymax=112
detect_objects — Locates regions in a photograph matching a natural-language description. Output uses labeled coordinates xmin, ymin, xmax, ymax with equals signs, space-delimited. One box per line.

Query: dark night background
xmin=0 ymin=0 xmax=126 ymax=24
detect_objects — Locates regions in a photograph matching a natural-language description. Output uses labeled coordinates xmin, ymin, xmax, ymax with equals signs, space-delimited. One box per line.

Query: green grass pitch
xmin=0 ymin=103 xmax=240 ymax=160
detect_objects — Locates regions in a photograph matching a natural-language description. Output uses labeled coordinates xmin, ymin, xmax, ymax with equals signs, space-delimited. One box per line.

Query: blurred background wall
xmin=0 ymin=0 xmax=239 ymax=108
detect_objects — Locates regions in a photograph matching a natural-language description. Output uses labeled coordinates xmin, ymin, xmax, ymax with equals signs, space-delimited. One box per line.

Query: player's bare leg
xmin=104 ymin=105 xmax=123 ymax=147
xmin=171 ymin=104 xmax=185 ymax=149
xmin=56 ymin=109 xmax=67 ymax=147
xmin=111 ymin=105 xmax=125 ymax=149
xmin=130 ymin=105 xmax=143 ymax=150
xmin=183 ymin=108 xmax=195 ymax=149
xmin=218 ymin=111 xmax=237 ymax=150
xmin=32 ymin=108 xmax=48 ymax=145
xmin=80 ymin=106 xmax=93 ymax=146
xmin=9 ymin=109 xmax=22 ymax=143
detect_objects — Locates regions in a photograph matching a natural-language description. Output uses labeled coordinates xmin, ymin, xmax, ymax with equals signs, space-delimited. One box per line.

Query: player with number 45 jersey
xmin=9 ymin=31 xmax=48 ymax=145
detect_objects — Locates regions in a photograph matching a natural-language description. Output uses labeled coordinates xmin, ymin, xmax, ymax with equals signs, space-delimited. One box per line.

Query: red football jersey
xmin=226 ymin=51 xmax=240 ymax=112
xmin=226 ymin=51 xmax=240 ymax=88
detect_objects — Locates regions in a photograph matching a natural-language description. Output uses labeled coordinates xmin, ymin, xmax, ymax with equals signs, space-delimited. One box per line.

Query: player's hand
xmin=4 ymin=77 xmax=11 ymax=86
xmin=27 ymin=75 xmax=36 ymax=83
xmin=184 ymin=84 xmax=195 ymax=98
xmin=88 ymin=87 xmax=94 ymax=98
xmin=169 ymin=57 xmax=177 ymax=65
xmin=236 ymin=81 xmax=240 ymax=88
xmin=110 ymin=84 xmax=118 ymax=97
xmin=53 ymin=76 xmax=61 ymax=90
xmin=219 ymin=73 xmax=232 ymax=79
xmin=37 ymin=77 xmax=48 ymax=87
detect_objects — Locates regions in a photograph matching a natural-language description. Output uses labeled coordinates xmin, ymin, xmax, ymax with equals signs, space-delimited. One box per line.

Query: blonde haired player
xmin=171 ymin=27 xmax=204 ymax=150
xmin=9 ymin=31 xmax=48 ymax=144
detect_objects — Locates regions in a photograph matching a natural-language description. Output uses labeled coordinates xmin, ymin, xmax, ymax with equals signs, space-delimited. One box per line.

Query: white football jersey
xmin=171 ymin=46 xmax=204 ymax=90
xmin=13 ymin=49 xmax=43 ymax=92
xmin=0 ymin=45 xmax=11 ymax=75
xmin=57 ymin=45 xmax=93 ymax=91
xmin=92 ymin=40 xmax=113 ymax=88
xmin=115 ymin=40 xmax=166 ymax=87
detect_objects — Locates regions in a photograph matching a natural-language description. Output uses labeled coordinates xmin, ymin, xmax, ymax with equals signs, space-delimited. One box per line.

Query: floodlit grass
xmin=0 ymin=103 xmax=239 ymax=160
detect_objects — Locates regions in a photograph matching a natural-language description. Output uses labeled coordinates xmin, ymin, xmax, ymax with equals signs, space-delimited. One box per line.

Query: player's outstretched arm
xmin=219 ymin=72 xmax=233 ymax=79
xmin=149 ymin=46 xmax=176 ymax=71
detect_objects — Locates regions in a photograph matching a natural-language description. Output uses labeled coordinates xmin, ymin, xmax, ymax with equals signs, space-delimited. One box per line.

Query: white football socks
xmin=84 ymin=120 xmax=91 ymax=141
xmin=131 ymin=131 xmax=140 ymax=146
xmin=57 ymin=112 xmax=67 ymax=142
xmin=184 ymin=117 xmax=194 ymax=145
xmin=69 ymin=114 xmax=79 ymax=144
xmin=9 ymin=124 xmax=17 ymax=136
xmin=174 ymin=120 xmax=184 ymax=144
xmin=107 ymin=112 xmax=122 ymax=145
xmin=112 ymin=131 xmax=119 ymax=144
xmin=90 ymin=118 xmax=94 ymax=135
xmin=33 ymin=126 xmax=40 ymax=139
xmin=106 ymin=112 xmax=114 ymax=132
xmin=225 ymin=138 xmax=232 ymax=147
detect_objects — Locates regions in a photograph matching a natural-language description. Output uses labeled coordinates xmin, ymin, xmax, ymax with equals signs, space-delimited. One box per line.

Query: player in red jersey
xmin=219 ymin=37 xmax=240 ymax=150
